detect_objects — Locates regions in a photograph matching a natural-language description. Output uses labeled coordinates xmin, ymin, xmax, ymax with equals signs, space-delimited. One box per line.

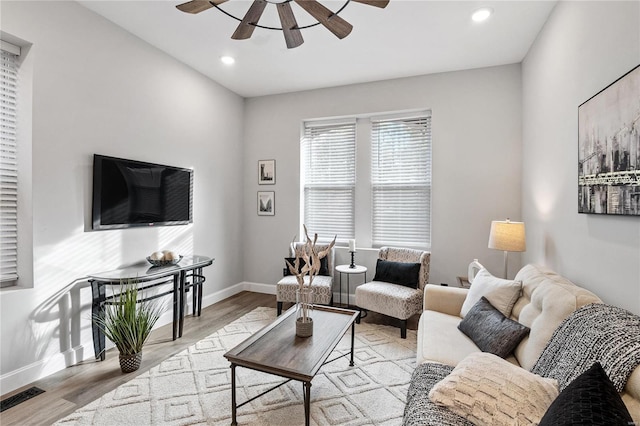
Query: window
xmin=302 ymin=120 xmax=356 ymax=242
xmin=371 ymin=114 xmax=431 ymax=247
xmin=0 ymin=42 xmax=20 ymax=284
xmin=301 ymin=111 xmax=431 ymax=248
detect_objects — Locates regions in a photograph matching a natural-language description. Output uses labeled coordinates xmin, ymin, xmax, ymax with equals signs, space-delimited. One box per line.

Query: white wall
xmin=243 ymin=65 xmax=523 ymax=291
xmin=0 ymin=1 xmax=245 ymax=393
xmin=522 ymin=1 xmax=640 ymax=314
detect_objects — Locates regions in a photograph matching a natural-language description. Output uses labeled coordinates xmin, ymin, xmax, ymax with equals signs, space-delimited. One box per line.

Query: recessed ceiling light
xmin=220 ymin=56 xmax=235 ymax=65
xmin=472 ymin=8 xmax=493 ymax=23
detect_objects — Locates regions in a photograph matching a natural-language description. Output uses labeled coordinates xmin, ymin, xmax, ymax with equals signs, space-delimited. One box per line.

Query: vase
xmin=296 ymin=287 xmax=314 ymax=338
xmin=119 ymin=352 xmax=142 ymax=373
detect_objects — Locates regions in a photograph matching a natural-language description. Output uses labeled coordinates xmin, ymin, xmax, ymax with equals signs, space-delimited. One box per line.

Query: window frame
xmin=300 ymin=110 xmax=432 ymax=249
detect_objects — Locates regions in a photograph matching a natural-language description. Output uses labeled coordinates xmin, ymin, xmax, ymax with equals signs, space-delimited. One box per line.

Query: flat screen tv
xmin=92 ymin=154 xmax=193 ymax=230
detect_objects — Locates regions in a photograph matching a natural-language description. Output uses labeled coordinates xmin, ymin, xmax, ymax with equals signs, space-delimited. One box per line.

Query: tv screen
xmin=92 ymin=154 xmax=193 ymax=230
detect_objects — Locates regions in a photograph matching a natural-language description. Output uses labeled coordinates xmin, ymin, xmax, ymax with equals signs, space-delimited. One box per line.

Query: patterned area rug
xmin=55 ymin=307 xmax=417 ymax=425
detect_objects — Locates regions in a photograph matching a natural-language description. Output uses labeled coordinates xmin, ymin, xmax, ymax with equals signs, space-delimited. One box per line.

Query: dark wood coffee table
xmin=224 ymin=305 xmax=359 ymax=426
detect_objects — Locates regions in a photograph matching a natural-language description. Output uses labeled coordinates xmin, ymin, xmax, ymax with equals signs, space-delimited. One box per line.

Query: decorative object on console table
xmin=258 ymin=159 xmax=275 ymax=184
xmin=92 ymin=282 xmax=165 ymax=373
xmin=146 ymin=250 xmax=182 ymax=266
xmin=488 ymin=219 xmax=526 ymax=279
xmin=285 ymin=225 xmax=336 ymax=337
xmin=257 ymin=191 xmax=275 ymax=216
xmin=348 ymin=238 xmax=356 ymax=268
xmin=578 ymin=64 xmax=640 ymax=216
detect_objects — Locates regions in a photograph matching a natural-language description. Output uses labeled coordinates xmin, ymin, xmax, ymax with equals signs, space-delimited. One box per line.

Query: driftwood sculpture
xmin=285 ymin=225 xmax=336 ymax=322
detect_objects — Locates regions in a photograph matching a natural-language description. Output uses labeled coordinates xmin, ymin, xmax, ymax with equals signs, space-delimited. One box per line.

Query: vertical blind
xmin=302 ymin=120 xmax=356 ymax=242
xmin=371 ymin=114 xmax=431 ymax=248
xmin=0 ymin=47 xmax=19 ymax=282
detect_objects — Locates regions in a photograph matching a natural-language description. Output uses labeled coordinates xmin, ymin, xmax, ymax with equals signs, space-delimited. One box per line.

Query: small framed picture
xmin=257 ymin=191 xmax=275 ymax=216
xmin=258 ymin=159 xmax=276 ymax=185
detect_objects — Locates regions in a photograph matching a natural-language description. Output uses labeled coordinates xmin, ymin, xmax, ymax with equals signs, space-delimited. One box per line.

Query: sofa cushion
xmin=373 ymin=259 xmax=421 ymax=288
xmin=460 ymin=268 xmax=521 ymax=318
xmin=458 ymin=296 xmax=530 ymax=358
xmin=429 ymin=352 xmax=558 ymax=426
xmin=417 ymin=310 xmax=486 ymax=366
xmin=539 ymin=363 xmax=633 ymax=426
xmin=511 ymin=264 xmax=602 ymax=370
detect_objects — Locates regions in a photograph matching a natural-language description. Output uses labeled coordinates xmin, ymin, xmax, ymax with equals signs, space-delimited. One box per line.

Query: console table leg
xmin=231 ymin=364 xmax=237 ymax=426
xmin=91 ymin=280 xmax=106 ymax=361
xmin=172 ymin=275 xmax=179 ymax=340
xmin=303 ymin=381 xmax=311 ymax=426
xmin=179 ymin=271 xmax=187 ymax=338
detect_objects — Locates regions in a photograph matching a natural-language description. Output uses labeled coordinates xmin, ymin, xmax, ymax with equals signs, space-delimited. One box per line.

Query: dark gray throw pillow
xmin=458 ymin=296 xmax=530 ymax=358
xmin=373 ymin=259 xmax=421 ymax=288
xmin=539 ymin=362 xmax=633 ymax=426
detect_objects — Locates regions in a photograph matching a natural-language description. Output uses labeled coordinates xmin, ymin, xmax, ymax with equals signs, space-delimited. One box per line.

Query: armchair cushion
xmin=276 ymin=275 xmax=332 ymax=305
xmin=373 ymin=259 xmax=421 ymax=288
xmin=356 ymin=281 xmax=422 ymax=320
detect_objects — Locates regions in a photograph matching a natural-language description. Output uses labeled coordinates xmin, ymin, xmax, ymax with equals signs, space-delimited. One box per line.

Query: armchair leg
xmin=277 ymin=301 xmax=283 ymax=316
xmin=400 ymin=319 xmax=407 ymax=339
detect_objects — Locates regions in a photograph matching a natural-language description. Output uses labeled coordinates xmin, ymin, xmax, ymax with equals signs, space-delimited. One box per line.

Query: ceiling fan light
xmin=472 ymin=7 xmax=493 ymax=23
xmin=220 ymin=56 xmax=235 ymax=65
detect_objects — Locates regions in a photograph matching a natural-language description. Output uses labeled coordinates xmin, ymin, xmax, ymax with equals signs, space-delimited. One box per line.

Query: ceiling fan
xmin=175 ymin=0 xmax=389 ymax=49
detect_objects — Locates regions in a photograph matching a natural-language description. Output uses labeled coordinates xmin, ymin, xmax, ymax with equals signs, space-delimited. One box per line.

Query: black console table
xmin=89 ymin=254 xmax=214 ymax=361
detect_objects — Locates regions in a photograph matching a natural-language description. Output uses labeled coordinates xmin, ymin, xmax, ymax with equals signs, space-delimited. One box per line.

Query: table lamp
xmin=488 ymin=219 xmax=526 ymax=278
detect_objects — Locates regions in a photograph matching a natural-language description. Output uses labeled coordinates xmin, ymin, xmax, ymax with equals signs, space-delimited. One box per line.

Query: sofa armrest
xmin=423 ymin=284 xmax=468 ymax=317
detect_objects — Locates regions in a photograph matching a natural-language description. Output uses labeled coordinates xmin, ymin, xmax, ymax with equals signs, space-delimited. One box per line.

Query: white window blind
xmin=302 ymin=120 xmax=356 ymax=242
xmin=1 ymin=47 xmax=19 ymax=282
xmin=371 ymin=114 xmax=431 ymax=248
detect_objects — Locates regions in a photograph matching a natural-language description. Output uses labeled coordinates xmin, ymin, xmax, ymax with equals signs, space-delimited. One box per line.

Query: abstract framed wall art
xmin=578 ymin=64 xmax=640 ymax=215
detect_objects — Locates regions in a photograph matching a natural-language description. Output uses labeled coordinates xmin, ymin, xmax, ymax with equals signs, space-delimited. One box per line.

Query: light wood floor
xmin=0 ymin=291 xmax=418 ymax=425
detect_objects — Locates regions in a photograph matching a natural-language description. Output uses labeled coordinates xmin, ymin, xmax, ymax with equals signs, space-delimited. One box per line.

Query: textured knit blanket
xmin=531 ymin=303 xmax=640 ymax=392
xmin=403 ymin=363 xmax=473 ymax=426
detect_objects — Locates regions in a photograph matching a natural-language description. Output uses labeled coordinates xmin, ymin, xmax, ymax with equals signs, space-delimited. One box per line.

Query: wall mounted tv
xmin=92 ymin=154 xmax=193 ymax=230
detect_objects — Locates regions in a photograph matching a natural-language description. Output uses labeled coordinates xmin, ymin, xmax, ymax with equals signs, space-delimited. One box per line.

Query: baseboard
xmin=0 ymin=346 xmax=86 ymax=396
xmin=0 ymin=281 xmax=277 ymax=396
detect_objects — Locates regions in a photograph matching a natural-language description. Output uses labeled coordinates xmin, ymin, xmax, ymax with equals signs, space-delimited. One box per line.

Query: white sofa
xmin=409 ymin=263 xmax=640 ymax=424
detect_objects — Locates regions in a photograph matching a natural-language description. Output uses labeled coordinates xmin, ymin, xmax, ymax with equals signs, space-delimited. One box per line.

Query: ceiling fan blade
xmin=277 ymin=2 xmax=304 ymax=49
xmin=293 ymin=0 xmax=353 ymax=39
xmin=350 ymin=0 xmax=389 ymax=8
xmin=231 ymin=0 xmax=268 ymax=40
xmin=176 ymin=0 xmax=227 ymax=14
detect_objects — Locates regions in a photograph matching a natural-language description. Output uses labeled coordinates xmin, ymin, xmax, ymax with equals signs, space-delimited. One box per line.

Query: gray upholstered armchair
xmin=276 ymin=242 xmax=335 ymax=316
xmin=355 ymin=247 xmax=430 ymax=338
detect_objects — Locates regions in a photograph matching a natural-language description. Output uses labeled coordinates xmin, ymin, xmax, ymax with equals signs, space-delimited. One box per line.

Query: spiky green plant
xmin=92 ymin=283 xmax=165 ymax=356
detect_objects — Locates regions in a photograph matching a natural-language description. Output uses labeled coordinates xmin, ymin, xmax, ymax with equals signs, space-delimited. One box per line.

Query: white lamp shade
xmin=488 ymin=220 xmax=526 ymax=252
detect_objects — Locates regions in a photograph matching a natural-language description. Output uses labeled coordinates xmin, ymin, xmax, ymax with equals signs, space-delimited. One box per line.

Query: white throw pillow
xmin=429 ymin=352 xmax=559 ymax=426
xmin=460 ymin=268 xmax=521 ymax=318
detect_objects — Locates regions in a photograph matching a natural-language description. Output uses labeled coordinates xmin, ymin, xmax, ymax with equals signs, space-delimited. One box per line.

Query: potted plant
xmin=92 ymin=282 xmax=165 ymax=373
xmin=286 ymin=225 xmax=336 ymax=337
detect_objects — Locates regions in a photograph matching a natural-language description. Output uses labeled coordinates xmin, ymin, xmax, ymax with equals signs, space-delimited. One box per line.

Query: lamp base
xmin=502 ymin=251 xmax=509 ymax=279
xmin=349 ymin=251 xmax=355 ymax=268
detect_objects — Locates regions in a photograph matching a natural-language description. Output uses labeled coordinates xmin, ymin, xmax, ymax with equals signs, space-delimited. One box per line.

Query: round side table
xmin=335 ymin=264 xmax=367 ymax=308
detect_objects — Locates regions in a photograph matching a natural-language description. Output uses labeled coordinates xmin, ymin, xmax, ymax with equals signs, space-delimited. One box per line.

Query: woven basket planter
xmin=119 ymin=352 xmax=142 ymax=373
xmin=296 ymin=317 xmax=313 ymax=338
